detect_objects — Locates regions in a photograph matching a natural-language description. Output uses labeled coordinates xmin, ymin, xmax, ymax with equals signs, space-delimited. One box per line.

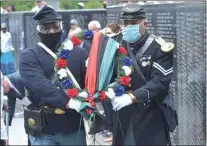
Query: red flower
xmin=67 ymin=88 xmax=78 ymax=98
xmin=84 ymin=97 xmax=90 ymax=102
xmin=56 ymin=58 xmax=67 ymax=69
xmin=120 ymin=76 xmax=131 ymax=86
xmin=71 ymin=36 xmax=82 ymax=46
xmin=86 ymin=108 xmax=93 ymax=115
xmin=90 ymin=101 xmax=96 ymax=107
xmin=118 ymin=46 xmax=127 ymax=55
xmin=99 ymin=91 xmax=106 ymax=101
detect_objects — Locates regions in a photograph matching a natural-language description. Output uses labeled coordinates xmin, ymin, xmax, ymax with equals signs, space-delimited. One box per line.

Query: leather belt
xmin=40 ymin=106 xmax=65 ymax=115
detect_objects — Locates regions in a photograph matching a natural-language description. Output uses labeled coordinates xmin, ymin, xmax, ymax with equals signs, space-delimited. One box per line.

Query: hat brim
xmin=37 ymin=19 xmax=61 ymax=24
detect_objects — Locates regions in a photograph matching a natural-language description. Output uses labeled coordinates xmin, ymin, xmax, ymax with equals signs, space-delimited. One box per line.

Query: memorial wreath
xmin=54 ymin=32 xmax=134 ymax=120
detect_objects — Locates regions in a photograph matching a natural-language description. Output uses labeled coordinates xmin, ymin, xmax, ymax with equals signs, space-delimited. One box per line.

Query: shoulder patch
xmin=155 ymin=37 xmax=174 ymax=53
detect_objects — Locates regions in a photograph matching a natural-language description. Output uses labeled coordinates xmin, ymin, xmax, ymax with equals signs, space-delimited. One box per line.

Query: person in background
xmin=68 ymin=19 xmax=82 ymax=39
xmin=1 ymin=72 xmax=8 ymax=146
xmin=6 ymin=5 xmax=15 ymax=12
xmin=3 ymin=71 xmax=25 ymax=126
xmin=103 ymin=1 xmax=107 ymax=9
xmin=1 ymin=7 xmax=7 ymax=13
xmin=77 ymin=2 xmax=84 ymax=9
xmin=105 ymin=23 xmax=122 ymax=39
xmin=1 ymin=23 xmax=16 ymax=75
xmin=88 ymin=21 xmax=101 ymax=33
xmin=31 ymin=0 xmax=48 ymax=12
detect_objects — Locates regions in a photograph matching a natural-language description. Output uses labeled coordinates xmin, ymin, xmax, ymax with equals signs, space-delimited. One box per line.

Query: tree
xmin=84 ymin=0 xmax=103 ymax=9
xmin=1 ymin=0 xmax=104 ymax=11
xmin=1 ymin=0 xmax=35 ymax=11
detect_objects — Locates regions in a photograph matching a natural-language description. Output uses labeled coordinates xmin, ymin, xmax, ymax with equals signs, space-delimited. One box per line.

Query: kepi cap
xmin=33 ymin=6 xmax=61 ymax=24
xmin=121 ymin=4 xmax=146 ymax=20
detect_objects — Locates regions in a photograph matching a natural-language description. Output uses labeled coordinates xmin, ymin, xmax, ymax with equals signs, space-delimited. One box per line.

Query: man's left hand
xmin=112 ymin=94 xmax=133 ymax=111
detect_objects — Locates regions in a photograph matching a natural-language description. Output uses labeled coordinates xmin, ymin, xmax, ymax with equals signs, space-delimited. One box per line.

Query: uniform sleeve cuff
xmin=132 ymin=88 xmax=149 ymax=104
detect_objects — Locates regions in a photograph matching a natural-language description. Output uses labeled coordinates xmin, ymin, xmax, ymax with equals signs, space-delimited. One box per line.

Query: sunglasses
xmin=36 ymin=0 xmax=42 ymax=3
xmin=106 ymin=32 xmax=112 ymax=35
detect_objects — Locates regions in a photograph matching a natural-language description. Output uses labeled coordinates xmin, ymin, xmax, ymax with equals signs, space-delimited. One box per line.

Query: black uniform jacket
xmin=113 ymin=32 xmax=174 ymax=145
xmin=19 ymin=44 xmax=87 ymax=135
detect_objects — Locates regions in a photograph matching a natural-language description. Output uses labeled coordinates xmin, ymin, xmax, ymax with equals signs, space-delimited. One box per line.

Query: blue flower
xmin=84 ymin=30 xmax=93 ymax=39
xmin=60 ymin=49 xmax=70 ymax=59
xmin=61 ymin=79 xmax=72 ymax=90
xmin=114 ymin=85 xmax=125 ymax=96
xmin=122 ymin=56 xmax=132 ymax=66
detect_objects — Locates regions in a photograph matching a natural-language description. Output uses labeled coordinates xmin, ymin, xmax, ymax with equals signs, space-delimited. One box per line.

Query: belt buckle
xmin=28 ymin=118 xmax=36 ymax=126
xmin=55 ymin=108 xmax=65 ymax=114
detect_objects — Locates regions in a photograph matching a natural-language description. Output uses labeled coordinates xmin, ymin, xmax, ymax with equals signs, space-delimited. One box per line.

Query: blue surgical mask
xmin=122 ymin=24 xmax=141 ymax=43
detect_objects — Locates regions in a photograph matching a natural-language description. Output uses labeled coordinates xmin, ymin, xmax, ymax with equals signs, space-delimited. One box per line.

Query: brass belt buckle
xmin=55 ymin=108 xmax=65 ymax=114
xmin=28 ymin=118 xmax=36 ymax=126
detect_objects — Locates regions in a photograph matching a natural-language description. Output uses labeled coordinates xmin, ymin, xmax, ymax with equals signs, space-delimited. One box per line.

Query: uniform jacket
xmin=19 ymin=44 xmax=87 ymax=135
xmin=113 ymin=32 xmax=173 ymax=145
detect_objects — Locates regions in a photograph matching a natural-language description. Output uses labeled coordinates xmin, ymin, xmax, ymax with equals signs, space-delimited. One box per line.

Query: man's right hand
xmin=66 ymin=98 xmax=82 ymax=113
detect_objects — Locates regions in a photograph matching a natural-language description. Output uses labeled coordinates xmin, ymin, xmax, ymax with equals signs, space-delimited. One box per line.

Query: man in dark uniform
xmin=3 ymin=71 xmax=25 ymax=126
xmin=19 ymin=6 xmax=87 ymax=145
xmin=111 ymin=4 xmax=174 ymax=145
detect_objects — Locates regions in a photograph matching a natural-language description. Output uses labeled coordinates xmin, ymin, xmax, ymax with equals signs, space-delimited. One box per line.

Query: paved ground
xmin=7 ymin=98 xmax=111 ymax=145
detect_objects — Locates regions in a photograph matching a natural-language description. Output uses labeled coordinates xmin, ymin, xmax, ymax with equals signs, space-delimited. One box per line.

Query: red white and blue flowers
xmin=55 ymin=39 xmax=134 ymax=120
xmin=71 ymin=30 xmax=94 ymax=46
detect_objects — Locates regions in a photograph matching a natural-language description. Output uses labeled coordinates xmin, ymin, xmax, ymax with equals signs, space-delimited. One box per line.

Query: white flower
xmin=58 ymin=68 xmax=68 ymax=80
xmin=85 ymin=58 xmax=89 ymax=67
xmin=63 ymin=40 xmax=73 ymax=50
xmin=122 ymin=66 xmax=132 ymax=76
xmin=78 ymin=91 xmax=88 ymax=98
xmin=105 ymin=88 xmax=115 ymax=99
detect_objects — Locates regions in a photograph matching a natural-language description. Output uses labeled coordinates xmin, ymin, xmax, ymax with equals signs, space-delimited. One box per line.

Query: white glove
xmin=67 ymin=98 xmax=81 ymax=113
xmin=112 ymin=94 xmax=133 ymax=111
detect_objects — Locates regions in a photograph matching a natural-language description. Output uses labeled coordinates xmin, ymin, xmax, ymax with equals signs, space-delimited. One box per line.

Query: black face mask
xmin=38 ymin=31 xmax=62 ymax=52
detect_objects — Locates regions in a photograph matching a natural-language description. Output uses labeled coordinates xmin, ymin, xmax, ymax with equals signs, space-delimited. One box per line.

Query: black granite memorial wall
xmin=107 ymin=2 xmax=206 ymax=145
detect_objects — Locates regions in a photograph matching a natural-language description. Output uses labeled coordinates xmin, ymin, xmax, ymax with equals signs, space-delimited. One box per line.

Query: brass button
xmin=55 ymin=108 xmax=65 ymax=114
xmin=28 ymin=118 xmax=36 ymax=126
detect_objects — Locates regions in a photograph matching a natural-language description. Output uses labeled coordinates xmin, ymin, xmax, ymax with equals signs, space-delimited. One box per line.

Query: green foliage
xmin=60 ymin=0 xmax=103 ymax=10
xmin=1 ymin=0 xmax=35 ymax=11
xmin=60 ymin=0 xmax=78 ymax=10
xmin=1 ymin=0 xmax=104 ymax=11
xmin=84 ymin=0 xmax=103 ymax=9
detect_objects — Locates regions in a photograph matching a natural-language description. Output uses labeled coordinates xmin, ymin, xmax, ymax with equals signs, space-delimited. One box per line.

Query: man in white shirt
xmin=88 ymin=21 xmax=101 ymax=33
xmin=1 ymin=23 xmax=13 ymax=53
xmin=31 ymin=0 xmax=51 ymax=12
xmin=1 ymin=23 xmax=16 ymax=75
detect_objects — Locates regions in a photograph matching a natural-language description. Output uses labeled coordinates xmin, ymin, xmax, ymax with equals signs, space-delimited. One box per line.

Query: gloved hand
xmin=67 ymin=98 xmax=82 ymax=113
xmin=112 ymin=94 xmax=133 ymax=111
